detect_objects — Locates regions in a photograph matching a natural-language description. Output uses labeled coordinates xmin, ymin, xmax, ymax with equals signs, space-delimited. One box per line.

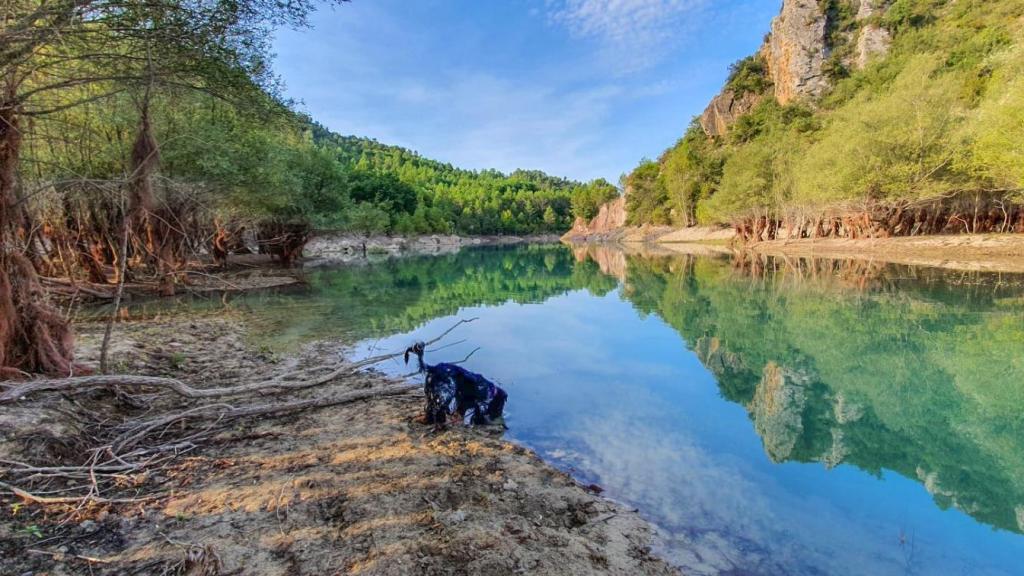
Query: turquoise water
xmin=161 ymin=245 xmax=1024 ymax=575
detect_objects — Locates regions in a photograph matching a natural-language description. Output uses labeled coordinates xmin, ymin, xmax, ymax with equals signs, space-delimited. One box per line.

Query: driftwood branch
xmin=0 ymin=318 xmax=477 ymax=403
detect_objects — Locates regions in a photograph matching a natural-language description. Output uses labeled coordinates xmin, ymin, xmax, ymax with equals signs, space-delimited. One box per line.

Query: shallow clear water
xmin=148 ymin=244 xmax=1024 ymax=575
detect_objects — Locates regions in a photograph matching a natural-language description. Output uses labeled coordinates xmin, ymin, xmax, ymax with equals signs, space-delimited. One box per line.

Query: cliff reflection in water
xmin=611 ymin=247 xmax=1024 ymax=536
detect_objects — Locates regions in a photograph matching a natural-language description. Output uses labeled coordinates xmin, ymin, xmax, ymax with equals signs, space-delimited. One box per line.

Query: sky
xmin=272 ymin=0 xmax=779 ymax=183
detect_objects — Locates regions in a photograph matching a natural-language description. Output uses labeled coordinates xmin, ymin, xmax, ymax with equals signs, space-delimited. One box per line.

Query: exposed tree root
xmin=2 ymin=221 xmax=82 ymax=378
xmin=732 ymin=193 xmax=1024 ymax=242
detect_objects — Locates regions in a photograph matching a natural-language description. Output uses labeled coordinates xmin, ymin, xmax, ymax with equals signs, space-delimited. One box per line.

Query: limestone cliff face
xmin=561 ymin=196 xmax=627 ymax=241
xmin=700 ymin=0 xmax=831 ymax=136
xmin=856 ymin=0 xmax=892 ymax=68
xmin=699 ymin=0 xmax=891 ymax=137
xmin=763 ymin=0 xmax=830 ymax=105
xmin=700 ymin=90 xmax=762 ymax=138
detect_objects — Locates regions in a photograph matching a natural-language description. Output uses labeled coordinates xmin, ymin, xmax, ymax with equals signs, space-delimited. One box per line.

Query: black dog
xmin=405 ymin=342 xmax=507 ymax=425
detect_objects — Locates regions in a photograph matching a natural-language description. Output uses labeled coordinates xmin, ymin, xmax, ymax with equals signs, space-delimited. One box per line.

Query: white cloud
xmin=276 ymin=0 xmax=707 ymax=182
xmin=547 ymin=0 xmax=710 ymax=73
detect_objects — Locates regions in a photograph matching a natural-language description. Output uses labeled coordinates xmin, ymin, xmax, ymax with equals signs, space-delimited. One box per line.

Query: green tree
xmin=1 ymin=0 xmax=346 ymax=375
xmin=571 ymin=178 xmax=619 ymax=221
xmin=626 ymin=160 xmax=670 ymax=225
xmin=348 ymin=203 xmax=391 ymax=237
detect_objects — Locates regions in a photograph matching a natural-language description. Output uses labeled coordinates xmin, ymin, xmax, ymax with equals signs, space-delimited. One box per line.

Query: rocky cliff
xmin=701 ymin=0 xmax=891 ymax=137
xmin=700 ymin=90 xmax=762 ymax=138
xmin=561 ymin=196 xmax=627 ymax=242
xmin=855 ymin=0 xmax=892 ymax=68
xmin=764 ymin=0 xmax=830 ymax=105
xmin=574 ymin=0 xmax=898 ymax=238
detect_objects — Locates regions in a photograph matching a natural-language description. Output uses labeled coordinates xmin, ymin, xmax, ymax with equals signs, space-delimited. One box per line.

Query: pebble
xmin=441 ymin=510 xmax=466 ymax=525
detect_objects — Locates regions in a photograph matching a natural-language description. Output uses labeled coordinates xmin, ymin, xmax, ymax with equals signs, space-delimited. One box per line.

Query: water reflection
xmin=112 ymin=244 xmax=1024 ymax=575
xmin=621 ymin=250 xmax=1024 ymax=537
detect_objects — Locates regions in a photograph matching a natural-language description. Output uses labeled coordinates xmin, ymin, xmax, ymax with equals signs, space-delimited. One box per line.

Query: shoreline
xmin=305 ymin=232 xmax=562 ymax=264
xmin=564 ymin=229 xmax=1024 ymax=274
xmin=747 ymin=234 xmax=1024 ymax=274
xmin=0 ymin=310 xmax=678 ymax=575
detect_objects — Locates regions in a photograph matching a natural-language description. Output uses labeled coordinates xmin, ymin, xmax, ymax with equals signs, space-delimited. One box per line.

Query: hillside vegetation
xmin=626 ymin=0 xmax=1024 ymax=240
xmin=308 ymin=126 xmax=619 ymax=236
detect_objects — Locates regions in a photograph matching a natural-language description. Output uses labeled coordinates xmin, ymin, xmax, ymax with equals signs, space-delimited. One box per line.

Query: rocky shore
xmin=305 ymin=232 xmax=561 ymax=264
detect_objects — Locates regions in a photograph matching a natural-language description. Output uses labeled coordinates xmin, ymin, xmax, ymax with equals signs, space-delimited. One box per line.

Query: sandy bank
xmin=566 ymin=229 xmax=1024 ymax=274
xmin=0 ymin=312 xmax=678 ymax=575
xmin=749 ymin=234 xmax=1024 ymax=274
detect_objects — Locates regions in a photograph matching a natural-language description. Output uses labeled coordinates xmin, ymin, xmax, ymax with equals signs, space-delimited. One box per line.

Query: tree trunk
xmin=1 ymin=78 xmax=78 ymax=377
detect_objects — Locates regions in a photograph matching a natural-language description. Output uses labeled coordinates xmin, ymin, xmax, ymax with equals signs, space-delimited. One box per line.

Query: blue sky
xmin=273 ymin=0 xmax=778 ymax=183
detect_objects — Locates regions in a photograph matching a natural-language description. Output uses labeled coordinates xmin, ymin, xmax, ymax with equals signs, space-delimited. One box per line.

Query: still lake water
xmin=179 ymin=244 xmax=1024 ymax=575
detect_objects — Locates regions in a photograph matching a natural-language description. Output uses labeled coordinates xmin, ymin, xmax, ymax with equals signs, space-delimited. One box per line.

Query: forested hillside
xmin=307 ymin=125 xmax=619 ymax=235
xmin=625 ymin=0 xmax=1024 ymax=241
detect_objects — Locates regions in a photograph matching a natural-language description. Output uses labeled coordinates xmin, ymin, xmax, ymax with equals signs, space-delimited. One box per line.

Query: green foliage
xmin=660 ymin=122 xmax=725 ymax=225
xmin=962 ymin=42 xmax=1024 ymax=191
xmin=346 ymin=203 xmax=391 ymax=236
xmin=729 ymin=99 xmax=817 ymax=144
xmin=9 ymin=0 xmax=584 ymax=245
xmin=792 ymin=56 xmax=969 ymax=204
xmin=344 ymin=169 xmax=417 ymax=215
xmin=725 ymin=55 xmax=771 ymax=96
xmin=625 ymin=160 xmax=670 ymax=225
xmin=570 ymin=179 xmax=620 ymax=221
xmin=705 ymin=138 xmax=778 ymax=219
xmin=625 ymin=0 xmax=1024 ymax=227
xmin=882 ymin=0 xmax=944 ymax=33
xmin=23 ymin=89 xmax=581 ymax=238
xmin=309 ymin=128 xmax=582 ymax=235
xmin=18 ymin=525 xmax=43 ymax=539
xmin=820 ymin=0 xmax=860 ymax=80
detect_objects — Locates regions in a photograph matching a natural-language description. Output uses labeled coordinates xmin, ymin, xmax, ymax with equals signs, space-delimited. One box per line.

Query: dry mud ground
xmin=0 ymin=312 xmax=679 ymax=576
